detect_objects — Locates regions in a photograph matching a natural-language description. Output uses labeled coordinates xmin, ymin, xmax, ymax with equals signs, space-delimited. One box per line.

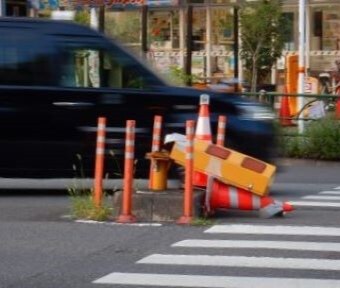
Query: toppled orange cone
xmin=208 ymin=179 xmax=294 ymax=218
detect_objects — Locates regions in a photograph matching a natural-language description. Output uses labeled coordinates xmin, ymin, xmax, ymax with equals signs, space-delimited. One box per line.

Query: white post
xmin=90 ymin=8 xmax=99 ymax=30
xmin=0 ymin=0 xmax=4 ymax=16
xmin=179 ymin=7 xmax=186 ymax=69
xmin=298 ymin=0 xmax=306 ymax=134
xmin=206 ymin=4 xmax=212 ymax=79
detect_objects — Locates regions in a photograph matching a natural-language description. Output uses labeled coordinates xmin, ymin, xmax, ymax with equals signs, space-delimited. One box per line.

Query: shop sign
xmin=67 ymin=0 xmax=144 ymax=8
xmin=64 ymin=0 xmax=178 ymax=8
xmin=146 ymin=0 xmax=178 ymax=5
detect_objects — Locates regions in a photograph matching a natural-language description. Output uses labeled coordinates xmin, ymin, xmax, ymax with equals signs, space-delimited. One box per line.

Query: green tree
xmin=239 ymin=0 xmax=288 ymax=93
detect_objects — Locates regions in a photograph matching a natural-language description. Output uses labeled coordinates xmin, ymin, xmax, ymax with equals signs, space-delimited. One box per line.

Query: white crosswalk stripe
xmin=138 ymin=254 xmax=340 ymax=270
xmin=289 ymin=201 xmax=340 ymax=207
xmin=94 ymin=273 xmax=340 ymax=287
xmin=93 ymin=223 xmax=340 ymax=287
xmin=205 ymin=224 xmax=340 ymax=236
xmin=303 ymin=195 xmax=340 ymax=200
xmin=290 ymin=186 xmax=340 ymax=208
xmin=172 ymin=239 xmax=340 ymax=251
xmin=319 ymin=191 xmax=340 ymax=195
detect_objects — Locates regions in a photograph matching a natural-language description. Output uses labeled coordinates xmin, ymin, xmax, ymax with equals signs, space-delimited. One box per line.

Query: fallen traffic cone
xmin=193 ymin=94 xmax=212 ymax=187
xmin=279 ymin=87 xmax=294 ymax=126
xmin=208 ymin=179 xmax=293 ymax=218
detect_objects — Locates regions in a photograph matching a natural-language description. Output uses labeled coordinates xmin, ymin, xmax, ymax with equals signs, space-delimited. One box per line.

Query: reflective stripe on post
xmin=178 ymin=120 xmax=195 ymax=224
xmin=117 ymin=120 xmax=137 ymax=223
xmin=94 ymin=117 xmax=106 ymax=208
xmin=216 ymin=115 xmax=227 ymax=146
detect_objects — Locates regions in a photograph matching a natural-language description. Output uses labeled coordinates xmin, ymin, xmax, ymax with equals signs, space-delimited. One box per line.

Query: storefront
xmin=35 ymin=0 xmax=340 ymax=86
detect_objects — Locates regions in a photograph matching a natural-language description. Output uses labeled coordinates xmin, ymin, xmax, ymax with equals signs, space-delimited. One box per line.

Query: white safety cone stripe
xmin=303 ymin=195 xmax=340 ymax=200
xmin=138 ymin=254 xmax=340 ymax=270
xmin=93 ymin=272 xmax=340 ymax=288
xmin=289 ymin=201 xmax=340 ymax=208
xmin=205 ymin=224 xmax=340 ymax=236
xmin=172 ymin=239 xmax=340 ymax=252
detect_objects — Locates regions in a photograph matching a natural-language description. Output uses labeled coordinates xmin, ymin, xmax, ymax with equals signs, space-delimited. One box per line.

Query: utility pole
xmin=298 ymin=0 xmax=306 ymax=134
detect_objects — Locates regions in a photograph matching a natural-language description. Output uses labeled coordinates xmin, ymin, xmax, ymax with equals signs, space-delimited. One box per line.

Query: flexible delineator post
xmin=94 ymin=117 xmax=106 ymax=208
xmin=149 ymin=115 xmax=163 ymax=189
xmin=216 ymin=115 xmax=227 ymax=146
xmin=178 ymin=120 xmax=195 ymax=224
xmin=117 ymin=120 xmax=136 ymax=223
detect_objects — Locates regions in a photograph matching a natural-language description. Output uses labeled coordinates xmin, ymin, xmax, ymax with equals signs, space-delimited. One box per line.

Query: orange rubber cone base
xmin=116 ymin=214 xmax=137 ymax=223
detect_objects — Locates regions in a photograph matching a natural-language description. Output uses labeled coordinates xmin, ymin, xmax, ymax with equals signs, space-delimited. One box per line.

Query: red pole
xmin=94 ymin=117 xmax=106 ymax=208
xmin=216 ymin=115 xmax=227 ymax=146
xmin=117 ymin=120 xmax=136 ymax=223
xmin=177 ymin=120 xmax=195 ymax=224
xmin=149 ymin=115 xmax=163 ymax=189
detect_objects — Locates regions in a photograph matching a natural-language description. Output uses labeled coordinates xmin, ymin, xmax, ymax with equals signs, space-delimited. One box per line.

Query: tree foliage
xmin=239 ymin=0 xmax=289 ymax=93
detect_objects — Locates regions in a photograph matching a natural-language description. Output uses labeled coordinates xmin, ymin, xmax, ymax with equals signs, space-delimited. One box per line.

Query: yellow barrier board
xmin=170 ymin=140 xmax=276 ymax=196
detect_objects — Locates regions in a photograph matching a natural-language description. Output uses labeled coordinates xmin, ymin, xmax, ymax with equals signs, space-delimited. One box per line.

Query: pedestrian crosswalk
xmin=93 ymin=185 xmax=340 ymax=287
xmin=93 ymin=223 xmax=340 ymax=287
xmin=289 ymin=186 xmax=340 ymax=208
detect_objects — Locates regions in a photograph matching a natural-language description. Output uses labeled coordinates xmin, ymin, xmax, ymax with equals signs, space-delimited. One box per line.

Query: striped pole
xmin=178 ymin=120 xmax=195 ymax=224
xmin=149 ymin=115 xmax=163 ymax=189
xmin=216 ymin=115 xmax=227 ymax=146
xmin=94 ymin=117 xmax=106 ymax=208
xmin=117 ymin=120 xmax=136 ymax=223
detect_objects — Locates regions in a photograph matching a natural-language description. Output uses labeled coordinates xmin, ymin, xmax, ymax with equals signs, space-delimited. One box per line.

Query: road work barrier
xmin=117 ymin=120 xmax=137 ymax=223
xmin=170 ymin=139 xmax=276 ymax=197
xmin=93 ymin=117 xmax=106 ymax=208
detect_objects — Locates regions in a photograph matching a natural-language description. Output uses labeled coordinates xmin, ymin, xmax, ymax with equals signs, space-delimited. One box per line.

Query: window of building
xmin=149 ymin=10 xmax=180 ymax=50
xmin=105 ymin=10 xmax=142 ymax=53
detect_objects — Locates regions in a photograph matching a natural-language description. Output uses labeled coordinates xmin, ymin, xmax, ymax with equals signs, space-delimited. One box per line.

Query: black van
xmin=0 ymin=17 xmax=276 ymax=183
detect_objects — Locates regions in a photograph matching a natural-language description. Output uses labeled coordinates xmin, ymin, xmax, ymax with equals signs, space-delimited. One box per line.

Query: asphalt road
xmin=0 ymin=159 xmax=340 ymax=288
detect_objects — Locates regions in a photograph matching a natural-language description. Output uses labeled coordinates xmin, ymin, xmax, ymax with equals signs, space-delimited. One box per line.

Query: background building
xmin=2 ymin=0 xmax=340 ymax=88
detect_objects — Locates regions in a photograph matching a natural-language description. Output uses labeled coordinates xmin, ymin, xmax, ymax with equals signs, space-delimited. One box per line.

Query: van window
xmin=0 ymin=31 xmax=54 ymax=86
xmin=59 ymin=46 xmax=160 ymax=89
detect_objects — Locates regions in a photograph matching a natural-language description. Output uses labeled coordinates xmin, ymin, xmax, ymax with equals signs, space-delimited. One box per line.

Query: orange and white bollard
xmin=216 ymin=115 xmax=227 ymax=146
xmin=149 ymin=115 xmax=163 ymax=189
xmin=117 ymin=120 xmax=137 ymax=223
xmin=93 ymin=117 xmax=106 ymax=208
xmin=177 ymin=120 xmax=195 ymax=224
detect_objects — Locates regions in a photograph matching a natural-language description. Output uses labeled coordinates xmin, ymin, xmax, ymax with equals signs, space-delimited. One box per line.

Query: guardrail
xmin=238 ymin=91 xmax=340 ymax=121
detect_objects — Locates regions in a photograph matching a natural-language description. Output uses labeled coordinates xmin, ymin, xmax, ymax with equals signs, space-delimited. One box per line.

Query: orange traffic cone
xmin=336 ymin=98 xmax=340 ymax=120
xmin=208 ymin=179 xmax=293 ymax=218
xmin=280 ymin=87 xmax=294 ymax=127
xmin=193 ymin=94 xmax=212 ymax=187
